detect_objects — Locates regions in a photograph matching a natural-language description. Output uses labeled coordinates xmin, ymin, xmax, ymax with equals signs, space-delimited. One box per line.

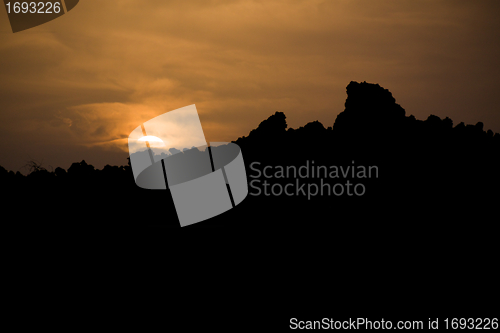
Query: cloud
xmin=0 ymin=0 xmax=499 ymax=172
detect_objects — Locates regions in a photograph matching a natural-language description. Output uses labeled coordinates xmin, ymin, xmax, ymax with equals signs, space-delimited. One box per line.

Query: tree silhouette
xmin=1 ymin=81 xmax=498 ymax=229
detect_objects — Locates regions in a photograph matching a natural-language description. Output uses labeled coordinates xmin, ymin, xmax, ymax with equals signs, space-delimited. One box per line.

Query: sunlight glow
xmin=137 ymin=135 xmax=165 ymax=147
xmin=138 ymin=135 xmax=164 ymax=143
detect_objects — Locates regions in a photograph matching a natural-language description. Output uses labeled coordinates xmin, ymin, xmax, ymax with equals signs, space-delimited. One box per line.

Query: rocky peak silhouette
xmin=333 ymin=81 xmax=406 ymax=134
xmin=247 ymin=111 xmax=287 ymax=138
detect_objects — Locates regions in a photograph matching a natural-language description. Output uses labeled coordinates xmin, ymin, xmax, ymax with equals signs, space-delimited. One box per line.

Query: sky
xmin=1 ymin=0 xmax=499 ymax=173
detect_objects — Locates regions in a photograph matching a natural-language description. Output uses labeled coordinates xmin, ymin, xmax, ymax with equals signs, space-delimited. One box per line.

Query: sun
xmin=138 ymin=135 xmax=165 ymax=147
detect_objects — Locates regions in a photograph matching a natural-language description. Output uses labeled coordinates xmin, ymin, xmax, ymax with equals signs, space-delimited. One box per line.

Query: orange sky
xmin=1 ymin=0 xmax=499 ymax=173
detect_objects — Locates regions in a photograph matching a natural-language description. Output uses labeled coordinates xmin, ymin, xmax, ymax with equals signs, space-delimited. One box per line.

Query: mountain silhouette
xmin=2 ymin=81 xmax=499 ymax=231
